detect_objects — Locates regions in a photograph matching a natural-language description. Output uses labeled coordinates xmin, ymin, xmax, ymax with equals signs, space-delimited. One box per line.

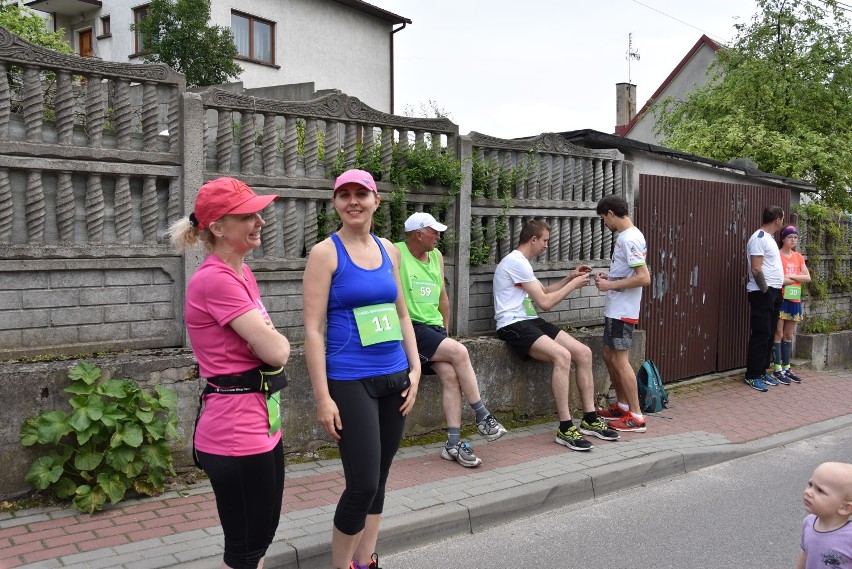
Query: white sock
xmin=631 ymin=411 xmax=645 ymax=421
xmin=617 ymin=402 xmax=629 ymax=412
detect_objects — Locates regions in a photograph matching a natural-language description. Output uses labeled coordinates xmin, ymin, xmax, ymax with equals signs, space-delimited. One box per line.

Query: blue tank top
xmin=325 ymin=233 xmax=408 ymax=380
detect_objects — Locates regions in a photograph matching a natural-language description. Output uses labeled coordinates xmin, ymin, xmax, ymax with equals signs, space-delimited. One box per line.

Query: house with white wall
xmin=615 ymin=34 xmax=721 ymax=144
xmin=23 ymin=0 xmax=409 ymax=112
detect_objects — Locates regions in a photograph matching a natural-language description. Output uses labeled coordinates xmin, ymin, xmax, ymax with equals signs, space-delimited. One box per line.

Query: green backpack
xmin=637 ymin=359 xmax=669 ymax=413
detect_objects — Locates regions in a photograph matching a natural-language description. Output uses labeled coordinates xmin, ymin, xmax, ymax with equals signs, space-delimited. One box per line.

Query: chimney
xmin=615 ymin=82 xmax=636 ymax=135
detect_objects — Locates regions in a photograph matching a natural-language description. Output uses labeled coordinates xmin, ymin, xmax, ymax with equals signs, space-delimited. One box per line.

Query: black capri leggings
xmin=328 ymin=377 xmax=407 ymax=535
xmin=196 ymin=440 xmax=285 ymax=569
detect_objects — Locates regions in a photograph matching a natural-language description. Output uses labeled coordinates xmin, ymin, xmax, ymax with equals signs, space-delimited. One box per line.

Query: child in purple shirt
xmin=796 ymin=462 xmax=852 ymax=569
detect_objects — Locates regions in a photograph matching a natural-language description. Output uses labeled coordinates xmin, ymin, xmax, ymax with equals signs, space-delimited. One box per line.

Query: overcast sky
xmin=368 ymin=0 xmax=757 ymax=138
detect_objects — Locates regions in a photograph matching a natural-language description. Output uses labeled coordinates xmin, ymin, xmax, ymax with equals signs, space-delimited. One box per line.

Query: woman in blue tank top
xmin=303 ymin=169 xmax=421 ymax=569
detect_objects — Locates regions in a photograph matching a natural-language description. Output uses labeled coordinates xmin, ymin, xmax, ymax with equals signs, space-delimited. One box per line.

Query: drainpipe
xmin=390 ymin=22 xmax=407 ymax=114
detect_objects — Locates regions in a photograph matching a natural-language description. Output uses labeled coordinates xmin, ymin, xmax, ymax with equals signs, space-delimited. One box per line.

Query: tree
xmin=656 ymin=0 xmax=852 ymax=210
xmin=133 ymin=0 xmax=241 ymax=88
xmin=0 ymin=0 xmax=73 ymax=53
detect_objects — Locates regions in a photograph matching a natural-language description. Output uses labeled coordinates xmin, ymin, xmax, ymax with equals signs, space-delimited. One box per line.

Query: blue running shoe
xmin=744 ymin=377 xmax=768 ymax=392
xmin=784 ymin=369 xmax=802 ymax=383
xmin=772 ymin=370 xmax=791 ymax=385
xmin=762 ymin=374 xmax=779 ymax=387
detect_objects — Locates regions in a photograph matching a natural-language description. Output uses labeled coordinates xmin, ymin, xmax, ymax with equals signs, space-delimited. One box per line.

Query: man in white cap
xmin=395 ymin=212 xmax=508 ymax=468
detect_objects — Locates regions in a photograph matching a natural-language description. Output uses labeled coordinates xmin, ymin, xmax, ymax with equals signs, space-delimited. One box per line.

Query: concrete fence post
xmin=453 ymin=135 xmax=473 ymax=335
xmin=180 ymin=92 xmax=206 ymax=347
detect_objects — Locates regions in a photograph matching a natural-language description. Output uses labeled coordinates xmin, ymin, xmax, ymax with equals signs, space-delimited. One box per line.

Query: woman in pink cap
xmin=168 ymin=177 xmax=291 ymax=569
xmin=302 ymin=169 xmax=421 ymax=569
xmin=772 ymin=225 xmax=810 ymax=384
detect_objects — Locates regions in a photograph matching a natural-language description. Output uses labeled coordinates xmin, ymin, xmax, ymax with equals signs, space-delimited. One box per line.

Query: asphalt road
xmin=383 ymin=424 xmax=852 ymax=569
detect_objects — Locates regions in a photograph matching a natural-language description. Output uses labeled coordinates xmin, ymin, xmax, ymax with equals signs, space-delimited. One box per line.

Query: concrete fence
xmin=0 ymin=27 xmax=634 ymax=499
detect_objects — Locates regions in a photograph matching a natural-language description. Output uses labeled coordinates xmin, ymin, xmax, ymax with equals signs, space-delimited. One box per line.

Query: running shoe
xmin=598 ymin=404 xmax=628 ymax=422
xmin=554 ymin=425 xmax=593 ymax=451
xmin=476 ymin=414 xmax=508 ymax=442
xmin=772 ymin=370 xmax=791 ymax=386
xmin=349 ymin=555 xmax=381 ymax=569
xmin=784 ymin=369 xmax=802 ymax=383
xmin=763 ymin=374 xmax=779 ymax=387
xmin=608 ymin=414 xmax=647 ymax=433
xmin=441 ymin=440 xmax=482 ymax=467
xmin=578 ymin=417 xmax=620 ymax=441
xmin=744 ymin=377 xmax=768 ymax=392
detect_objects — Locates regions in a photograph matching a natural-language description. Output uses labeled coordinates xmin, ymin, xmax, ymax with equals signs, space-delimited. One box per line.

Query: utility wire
xmin=631 ymin=0 xmax=733 ymax=44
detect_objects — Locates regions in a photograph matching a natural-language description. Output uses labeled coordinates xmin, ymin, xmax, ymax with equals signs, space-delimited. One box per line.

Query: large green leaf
xmin=68 ymin=362 xmax=102 ymax=384
xmin=99 ymin=403 xmax=126 ymax=428
xmin=110 ymin=423 xmax=144 ymax=448
xmin=133 ymin=478 xmax=158 ymax=496
xmin=124 ymin=457 xmax=144 ymax=478
xmin=97 ymin=379 xmax=129 ymax=399
xmin=19 ymin=418 xmax=39 ymax=446
xmin=54 ymin=476 xmax=78 ymax=499
xmin=155 ymin=386 xmax=178 ymax=410
xmin=73 ymin=484 xmax=107 ymax=513
xmin=25 ymin=456 xmax=64 ymax=490
xmin=75 ymin=423 xmax=101 ymax=446
xmin=145 ymin=421 xmax=166 ymax=441
xmin=96 ymin=472 xmax=129 ymax=504
xmin=84 ymin=395 xmax=105 ymax=421
xmin=68 ymin=408 xmax=92 ymax=432
xmin=135 ymin=409 xmax=154 ymax=424
xmin=139 ymin=442 xmax=171 ymax=470
xmin=104 ymin=445 xmax=135 ymax=470
xmin=36 ymin=411 xmax=71 ymax=444
xmin=64 ymin=381 xmax=95 ymax=395
xmin=74 ymin=450 xmax=104 ymax=472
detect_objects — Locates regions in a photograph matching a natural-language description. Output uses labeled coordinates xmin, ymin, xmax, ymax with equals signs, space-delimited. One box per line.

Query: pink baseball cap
xmin=193 ymin=177 xmax=277 ymax=229
xmin=333 ymin=169 xmax=377 ymax=194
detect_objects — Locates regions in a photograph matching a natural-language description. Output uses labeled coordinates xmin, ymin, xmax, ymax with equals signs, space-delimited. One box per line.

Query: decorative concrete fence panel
xmin=0 ymin=26 xmax=186 ymax=359
xmin=191 ymin=89 xmax=462 ymax=341
xmin=455 ymin=132 xmax=630 ymax=334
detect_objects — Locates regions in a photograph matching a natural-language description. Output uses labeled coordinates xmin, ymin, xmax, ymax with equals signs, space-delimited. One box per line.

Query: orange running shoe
xmin=598 ymin=404 xmax=628 ymax=422
xmin=609 ymin=414 xmax=647 ymax=433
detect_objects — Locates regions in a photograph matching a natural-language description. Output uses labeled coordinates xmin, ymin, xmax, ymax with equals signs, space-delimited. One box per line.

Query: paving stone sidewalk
xmin=2 ymin=369 xmax=851 ymax=569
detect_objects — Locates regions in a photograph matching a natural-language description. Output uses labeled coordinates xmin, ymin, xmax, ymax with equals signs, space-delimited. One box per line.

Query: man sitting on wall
xmin=493 ymin=219 xmax=619 ymax=451
xmin=395 ymin=212 xmax=508 ymax=468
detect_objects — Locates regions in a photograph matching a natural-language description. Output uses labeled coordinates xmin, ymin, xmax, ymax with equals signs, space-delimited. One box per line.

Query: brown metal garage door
xmin=635 ymin=175 xmax=790 ymax=382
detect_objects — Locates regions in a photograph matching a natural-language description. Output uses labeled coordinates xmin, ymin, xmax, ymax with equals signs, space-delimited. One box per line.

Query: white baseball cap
xmin=404 ymin=212 xmax=448 ymax=233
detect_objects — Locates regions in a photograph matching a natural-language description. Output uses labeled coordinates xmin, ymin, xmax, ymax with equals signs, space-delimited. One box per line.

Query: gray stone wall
xmin=0 ymin=260 xmax=183 ymax=359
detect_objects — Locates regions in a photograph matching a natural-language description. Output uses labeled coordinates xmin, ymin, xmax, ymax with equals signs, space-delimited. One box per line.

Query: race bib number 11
xmin=353 ymin=303 xmax=403 ymax=346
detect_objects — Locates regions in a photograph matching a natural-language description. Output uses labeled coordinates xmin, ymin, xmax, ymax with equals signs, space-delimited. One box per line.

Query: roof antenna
xmin=627 ymin=33 xmax=640 ymax=83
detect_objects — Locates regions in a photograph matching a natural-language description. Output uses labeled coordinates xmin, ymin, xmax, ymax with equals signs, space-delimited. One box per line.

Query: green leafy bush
xmin=19 ymin=362 xmax=178 ymax=513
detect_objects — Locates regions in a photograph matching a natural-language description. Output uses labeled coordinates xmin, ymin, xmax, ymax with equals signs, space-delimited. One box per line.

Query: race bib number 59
xmin=353 ymin=303 xmax=403 ymax=346
xmin=412 ymin=279 xmax=439 ymax=304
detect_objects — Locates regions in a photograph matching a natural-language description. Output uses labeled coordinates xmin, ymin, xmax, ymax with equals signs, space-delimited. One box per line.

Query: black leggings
xmin=328 ymin=378 xmax=407 ymax=535
xmin=196 ymin=440 xmax=285 ymax=569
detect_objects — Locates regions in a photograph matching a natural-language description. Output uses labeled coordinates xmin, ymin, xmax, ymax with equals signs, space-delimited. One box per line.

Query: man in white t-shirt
xmin=593 ymin=195 xmax=651 ymax=433
xmin=493 ymin=219 xmax=619 ymax=452
xmin=743 ymin=205 xmax=785 ymax=392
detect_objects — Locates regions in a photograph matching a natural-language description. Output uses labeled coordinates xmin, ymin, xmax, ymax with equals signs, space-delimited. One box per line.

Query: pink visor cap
xmin=193 ymin=178 xmax=277 ymax=229
xmin=333 ymin=169 xmax=378 ymax=193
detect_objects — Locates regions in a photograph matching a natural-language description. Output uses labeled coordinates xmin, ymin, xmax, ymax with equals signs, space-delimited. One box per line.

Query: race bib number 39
xmin=353 ymin=303 xmax=403 ymax=346
xmin=412 ymin=279 xmax=439 ymax=304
